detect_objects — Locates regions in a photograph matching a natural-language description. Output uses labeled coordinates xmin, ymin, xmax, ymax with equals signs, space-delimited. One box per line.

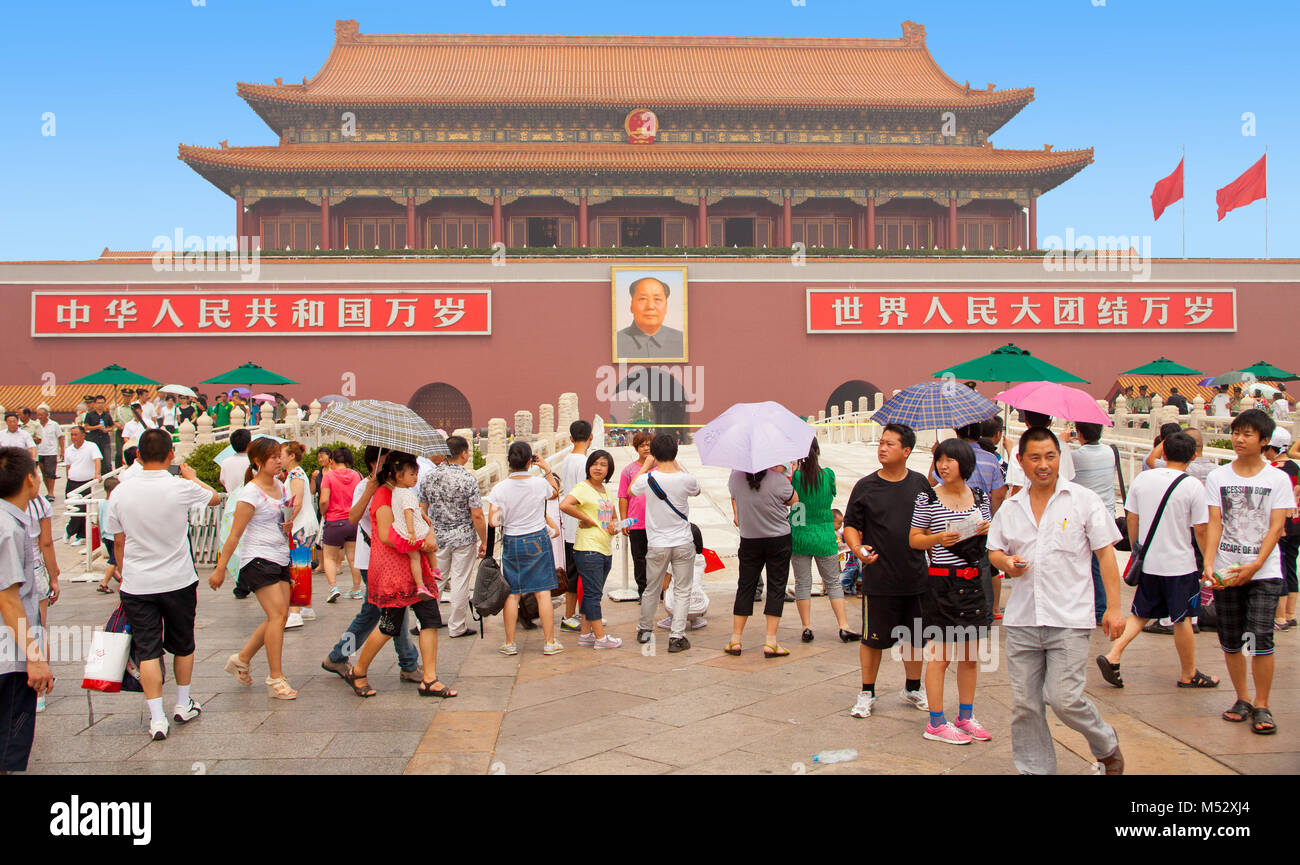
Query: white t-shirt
xmin=37 ymin=421 xmax=61 ymax=457
xmin=140 ymin=402 xmax=159 ymax=428
xmin=121 ymin=420 xmax=145 ymax=442
xmin=220 ymin=453 xmax=250 ymax=493
xmin=1006 ymin=440 xmax=1075 ymax=489
xmin=391 ymin=485 xmax=429 ymax=542
xmin=162 ymin=405 xmax=178 ymax=427
xmin=0 ymin=430 xmax=35 ymax=451
xmin=1210 ymin=394 xmax=1231 ymax=418
xmin=351 ymin=482 xmax=371 ymax=571
xmin=103 ymin=470 xmax=214 ymax=594
xmin=487 ymin=474 xmax=553 ymax=536
xmin=1124 ymin=468 xmax=1208 ymax=576
xmin=559 ymin=452 xmax=590 ymax=544
xmin=236 ymin=480 xmax=291 ymax=567
xmin=119 ymin=462 xmax=145 ymax=484
xmin=630 ymin=470 xmax=700 ymax=548
xmin=1204 ymin=463 xmax=1297 ymax=581
xmin=1272 ymin=398 xmax=1290 ymax=423
xmin=64 ymin=441 xmax=103 ymax=480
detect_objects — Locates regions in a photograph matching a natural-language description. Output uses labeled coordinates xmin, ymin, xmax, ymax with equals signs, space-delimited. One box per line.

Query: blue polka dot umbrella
xmin=871 ymin=381 xmax=1000 ymax=432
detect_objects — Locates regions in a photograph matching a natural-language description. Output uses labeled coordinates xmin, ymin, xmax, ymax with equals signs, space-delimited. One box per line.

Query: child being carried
xmin=389 ymin=458 xmax=440 ymax=599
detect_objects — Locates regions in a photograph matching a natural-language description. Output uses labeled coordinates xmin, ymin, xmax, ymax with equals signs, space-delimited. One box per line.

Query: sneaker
xmin=498 ymin=642 xmax=518 ymax=656
xmin=753 ymin=588 xmax=763 ymax=603
xmin=543 ymin=640 xmax=565 ymax=655
xmin=953 ymin=716 xmax=992 ymax=742
xmin=924 ymin=721 xmax=973 ymax=745
xmin=657 ymin=616 xmax=673 ymax=630
xmin=560 ymin=616 xmax=581 ymax=632
xmin=689 ymin=618 xmax=708 ymax=630
xmin=900 ymin=689 xmax=929 ymax=711
xmin=594 ymin=635 xmax=623 ymax=650
xmin=577 ymin=632 xmax=596 ymax=647
xmin=68 ymin=537 xmax=83 ymax=547
xmin=667 ymin=636 xmax=689 ymax=653
xmin=850 ymin=692 xmax=877 ymax=718
xmin=298 ymin=607 xmax=316 ymax=620
xmin=45 ymin=495 xmax=54 ymax=502
xmin=36 ymin=696 xmax=46 ymax=713
xmin=149 ymin=717 xmax=170 ymax=741
xmin=327 ymin=586 xmax=341 ymax=604
xmin=173 ymin=698 xmax=202 ymax=724
xmin=348 ymin=588 xmax=365 ymax=600
xmin=636 ymin=628 xmax=652 ymax=644
xmin=284 ymin=612 xmax=304 ymax=629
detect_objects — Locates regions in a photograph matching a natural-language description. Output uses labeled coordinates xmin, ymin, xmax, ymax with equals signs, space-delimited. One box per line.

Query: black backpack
xmin=470 ymin=524 xmax=509 ymax=637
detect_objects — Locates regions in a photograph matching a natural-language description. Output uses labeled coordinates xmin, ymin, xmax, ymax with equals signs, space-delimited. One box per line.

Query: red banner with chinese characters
xmin=806 ymin=288 xmax=1236 ymax=333
xmin=31 ymin=289 xmax=491 ymax=337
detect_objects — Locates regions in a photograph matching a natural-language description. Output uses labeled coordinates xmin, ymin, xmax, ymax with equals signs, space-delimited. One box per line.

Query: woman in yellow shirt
xmin=560 ymin=450 xmax=622 ymax=649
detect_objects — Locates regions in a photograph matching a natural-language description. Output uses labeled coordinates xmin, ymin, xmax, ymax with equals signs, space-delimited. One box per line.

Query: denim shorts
xmin=501 ymin=529 xmax=558 ymax=595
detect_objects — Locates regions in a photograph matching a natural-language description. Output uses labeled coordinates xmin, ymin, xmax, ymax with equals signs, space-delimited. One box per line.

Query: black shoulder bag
xmin=1110 ymin=444 xmax=1132 ymax=552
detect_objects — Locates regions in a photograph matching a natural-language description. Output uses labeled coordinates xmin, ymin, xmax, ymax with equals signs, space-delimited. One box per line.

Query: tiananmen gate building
xmin=4 ymin=20 xmax=1295 ymax=432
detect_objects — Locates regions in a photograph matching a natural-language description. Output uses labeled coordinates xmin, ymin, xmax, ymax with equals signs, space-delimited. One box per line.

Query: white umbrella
xmin=695 ymin=401 xmax=815 ymax=473
xmin=159 ymin=384 xmax=197 ymax=398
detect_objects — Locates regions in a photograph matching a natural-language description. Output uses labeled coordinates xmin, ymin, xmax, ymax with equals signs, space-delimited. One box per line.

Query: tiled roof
xmin=179 ymin=141 xmax=1092 ymax=178
xmin=1111 ymin=375 xmax=1287 ymax=408
xmin=0 ymin=386 xmax=160 ymax=416
xmin=235 ymin=20 xmax=1033 ymax=111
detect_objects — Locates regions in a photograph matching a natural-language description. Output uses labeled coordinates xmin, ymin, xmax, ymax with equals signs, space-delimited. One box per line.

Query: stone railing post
xmin=175 ymin=419 xmax=196 ymax=459
xmin=1150 ymin=394 xmax=1164 ymax=421
xmin=829 ymin=406 xmax=841 ymax=443
xmin=1189 ymin=396 xmax=1206 ymax=429
xmin=873 ymin=392 xmax=885 ymax=411
xmin=258 ymin=409 xmax=274 ymax=437
xmin=1113 ymin=394 xmax=1128 ymax=429
xmin=556 ymin=392 xmax=577 ymax=438
xmin=816 ymin=409 xmax=827 ymax=441
xmin=229 ymin=405 xmax=246 ymax=431
xmin=309 ymin=400 xmax=322 ymax=424
xmin=196 ymin=412 xmax=214 ymax=445
xmin=486 ymin=417 xmax=509 ymax=477
xmin=514 ymin=410 xmax=534 ymax=443
xmin=285 ymin=399 xmax=301 ymax=438
xmin=539 ymin=404 xmax=554 ymax=438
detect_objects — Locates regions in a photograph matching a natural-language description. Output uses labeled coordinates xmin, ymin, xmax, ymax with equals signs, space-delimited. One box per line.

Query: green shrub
xmin=472 ymin=446 xmax=485 ymax=470
xmin=1208 ymin=438 xmax=1232 ymax=450
xmin=184 ymin=442 xmax=226 ymax=489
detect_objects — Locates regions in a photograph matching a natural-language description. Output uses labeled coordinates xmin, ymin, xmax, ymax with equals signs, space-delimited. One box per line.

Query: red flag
xmin=702 ymin=548 xmax=726 ymax=573
xmin=1216 ymin=154 xmax=1267 ymax=221
xmin=1150 ymin=158 xmax=1184 ymax=221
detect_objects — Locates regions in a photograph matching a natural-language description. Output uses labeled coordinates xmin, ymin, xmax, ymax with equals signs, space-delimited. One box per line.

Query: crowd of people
xmin=0 ymin=398 xmax=1296 ymax=774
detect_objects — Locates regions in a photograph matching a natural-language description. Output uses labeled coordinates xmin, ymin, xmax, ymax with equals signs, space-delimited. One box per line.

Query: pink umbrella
xmin=995 ymin=381 xmax=1112 ymax=426
xmin=251 ymin=392 xmax=277 ymax=402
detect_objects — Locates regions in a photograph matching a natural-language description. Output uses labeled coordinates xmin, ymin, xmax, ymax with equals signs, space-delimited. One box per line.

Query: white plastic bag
xmin=663 ymin=554 xmax=710 ymax=619
xmin=82 ymin=629 xmax=132 ymax=693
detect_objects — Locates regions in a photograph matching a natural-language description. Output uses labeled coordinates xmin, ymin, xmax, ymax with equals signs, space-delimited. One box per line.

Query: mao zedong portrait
xmin=616 ymin=276 xmax=685 ymax=361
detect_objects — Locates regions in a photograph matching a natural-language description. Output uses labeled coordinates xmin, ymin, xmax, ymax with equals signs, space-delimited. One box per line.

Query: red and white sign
xmin=32 ymin=289 xmax=491 ymax=337
xmin=807 ymin=288 xmax=1236 ymax=333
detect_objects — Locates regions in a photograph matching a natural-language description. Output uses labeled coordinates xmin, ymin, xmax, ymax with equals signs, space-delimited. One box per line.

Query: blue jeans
xmin=573 ymin=550 xmax=611 ymax=622
xmin=328 ymin=570 xmax=418 ymax=671
xmin=1091 ymin=554 xmax=1105 ymax=624
xmin=841 ymin=561 xmax=860 ymax=595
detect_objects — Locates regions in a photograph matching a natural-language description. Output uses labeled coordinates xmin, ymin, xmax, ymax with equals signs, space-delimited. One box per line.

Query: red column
xmin=319 ymin=198 xmax=330 ymax=250
xmin=406 ymin=197 xmax=417 ymax=249
xmin=578 ymin=196 xmax=588 ymax=247
xmin=492 ymin=195 xmax=503 ymax=246
xmin=948 ymin=198 xmax=958 ymax=249
xmin=697 ymin=195 xmax=707 ymax=247
xmin=1028 ymin=196 xmax=1037 ymax=250
xmin=235 ymin=196 xmax=245 ymax=244
xmin=866 ymin=198 xmax=875 ymax=249
xmin=855 ymin=209 xmax=866 ymax=249
xmin=782 ymin=195 xmax=793 ymax=247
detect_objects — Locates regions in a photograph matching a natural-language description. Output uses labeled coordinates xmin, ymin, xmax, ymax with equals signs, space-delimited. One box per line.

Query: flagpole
xmin=1264 ymin=145 xmax=1269 ymax=258
xmin=1181 ymin=143 xmax=1186 ymax=259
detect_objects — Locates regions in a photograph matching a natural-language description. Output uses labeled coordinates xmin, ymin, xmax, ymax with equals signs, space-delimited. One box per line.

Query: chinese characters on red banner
xmin=807 ymin=289 xmax=1235 ymax=333
xmin=32 ymin=290 xmax=492 ymax=337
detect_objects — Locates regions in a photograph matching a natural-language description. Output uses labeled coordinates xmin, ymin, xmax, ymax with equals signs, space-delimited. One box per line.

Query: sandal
xmin=344 ymin=668 xmax=376 ymax=698
xmin=724 ymin=640 xmax=742 ymax=656
xmin=96 ymin=584 xmax=114 ymax=594
xmin=418 ymin=680 xmax=458 ymax=698
xmin=1250 ymin=706 xmax=1276 ymax=735
xmin=265 ymin=675 xmax=298 ymax=700
xmin=224 ymin=653 xmax=252 ymax=686
xmin=763 ymin=643 xmax=790 ymax=659
xmin=1177 ymin=670 xmax=1219 ymax=688
xmin=1222 ymin=698 xmax=1253 ymax=722
xmin=1095 ymin=655 xmax=1124 ymax=688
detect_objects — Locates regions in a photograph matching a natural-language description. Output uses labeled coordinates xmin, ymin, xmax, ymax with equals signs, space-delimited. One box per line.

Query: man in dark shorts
xmin=103 ymin=429 xmax=220 ymax=741
xmin=842 ymin=423 xmax=931 ymax=718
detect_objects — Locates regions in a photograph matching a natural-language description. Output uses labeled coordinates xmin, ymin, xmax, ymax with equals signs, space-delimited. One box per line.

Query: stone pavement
xmin=25 ymin=441 xmax=1298 ymax=775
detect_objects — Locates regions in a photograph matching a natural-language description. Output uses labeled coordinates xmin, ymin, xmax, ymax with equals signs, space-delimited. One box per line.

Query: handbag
xmin=1110 ymin=445 xmax=1132 ymax=552
xmin=1122 ymin=473 xmax=1189 ymax=587
xmin=470 ymin=524 xmax=509 ymax=637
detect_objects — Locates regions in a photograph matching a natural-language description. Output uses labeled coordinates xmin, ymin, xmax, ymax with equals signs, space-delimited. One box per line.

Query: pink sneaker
xmin=577 ymin=632 xmax=596 ymax=647
xmin=953 ymin=716 xmax=992 ymax=742
xmin=593 ymin=635 xmax=623 ymax=650
xmin=923 ymin=721 xmax=973 ymax=745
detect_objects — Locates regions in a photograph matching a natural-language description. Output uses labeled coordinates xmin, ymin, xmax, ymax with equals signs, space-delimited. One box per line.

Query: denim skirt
xmin=502 ymin=528 xmax=558 ymax=595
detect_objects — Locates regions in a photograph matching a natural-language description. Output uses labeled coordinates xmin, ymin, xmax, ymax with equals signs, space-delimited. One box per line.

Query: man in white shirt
xmin=1184 ymin=429 xmax=1219 ymax=484
xmin=34 ymin=407 xmax=63 ymax=502
xmin=104 ymin=428 xmax=219 ymax=741
xmin=558 ymin=420 xmax=594 ymax=632
xmin=1210 ymin=387 xmax=1231 ymax=419
xmin=62 ymin=425 xmax=102 ymax=547
xmin=1271 ymin=393 xmax=1291 ymax=424
xmin=0 ymin=414 xmax=36 ymax=460
xmin=1097 ymin=432 xmax=1216 ymax=689
xmin=629 ymin=433 xmax=701 ymax=652
xmin=988 ymin=426 xmax=1126 ymax=775
xmin=219 ymin=429 xmax=252 ymax=493
xmin=1203 ymin=409 xmax=1295 ymax=735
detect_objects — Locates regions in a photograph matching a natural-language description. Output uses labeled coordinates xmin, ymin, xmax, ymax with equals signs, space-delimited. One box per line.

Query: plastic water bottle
xmin=812 ymin=749 xmax=858 ymax=764
xmin=608 ymin=517 xmax=639 ymax=531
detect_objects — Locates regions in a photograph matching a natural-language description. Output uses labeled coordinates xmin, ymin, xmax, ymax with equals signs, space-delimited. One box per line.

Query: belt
xmin=929 ymin=566 xmax=979 ymax=580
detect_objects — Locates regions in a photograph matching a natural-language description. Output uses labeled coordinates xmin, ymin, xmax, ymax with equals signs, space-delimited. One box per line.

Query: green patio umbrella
xmin=1233 ymin=360 xmax=1299 ymax=383
xmin=1121 ymin=357 xmax=1204 ymax=377
xmin=201 ymin=362 xmax=297 ymax=386
xmin=933 ymin=344 xmax=1088 ymax=384
xmin=67 ymin=363 xmax=161 ymax=386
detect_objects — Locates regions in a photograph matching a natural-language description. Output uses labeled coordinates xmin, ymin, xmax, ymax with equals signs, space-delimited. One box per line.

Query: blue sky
xmin=1 ymin=0 xmax=1293 ymax=259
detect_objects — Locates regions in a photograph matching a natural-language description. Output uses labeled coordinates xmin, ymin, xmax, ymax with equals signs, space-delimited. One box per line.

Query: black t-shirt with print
xmin=842 ymin=469 xmax=932 ymax=596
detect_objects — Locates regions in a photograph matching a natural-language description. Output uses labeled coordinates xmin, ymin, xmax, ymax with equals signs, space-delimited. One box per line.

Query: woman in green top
xmin=789 ymin=439 xmax=860 ymax=643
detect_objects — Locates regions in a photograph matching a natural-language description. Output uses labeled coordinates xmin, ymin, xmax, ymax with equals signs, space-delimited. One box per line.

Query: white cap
xmin=1268 ymin=427 xmax=1292 ymax=452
